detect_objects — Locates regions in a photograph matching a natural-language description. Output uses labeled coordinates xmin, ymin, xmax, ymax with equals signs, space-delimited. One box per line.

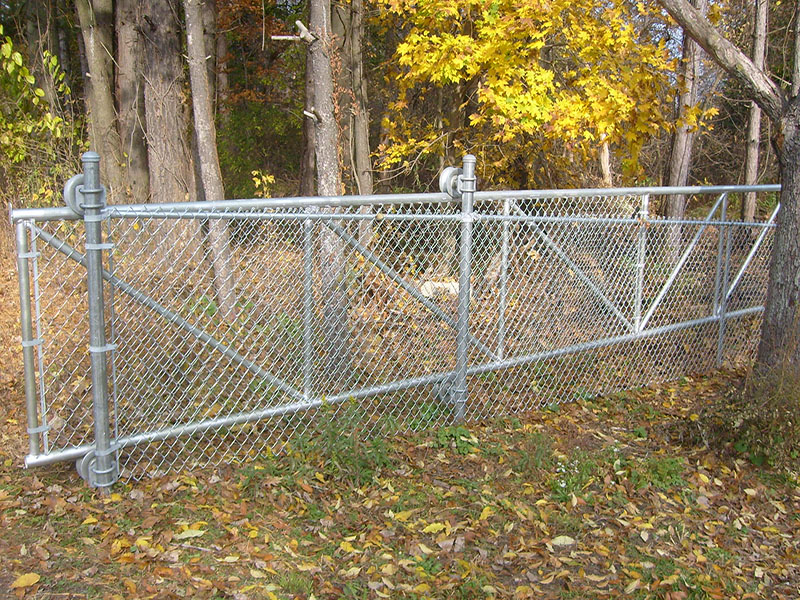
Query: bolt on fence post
xmin=16 ymin=221 xmax=42 ymax=457
xmin=716 ymin=196 xmax=732 ymax=367
xmin=82 ymin=152 xmax=118 ymax=490
xmin=633 ymin=195 xmax=649 ymax=333
xmin=453 ymin=155 xmax=476 ymax=423
xmin=497 ymin=198 xmax=510 ymax=358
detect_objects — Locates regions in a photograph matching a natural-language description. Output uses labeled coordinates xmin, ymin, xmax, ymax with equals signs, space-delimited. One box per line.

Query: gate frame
xmin=11 ymin=152 xmax=781 ymax=489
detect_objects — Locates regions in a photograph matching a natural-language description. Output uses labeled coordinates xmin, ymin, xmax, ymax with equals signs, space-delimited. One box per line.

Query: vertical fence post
xmin=497 ymin=198 xmax=510 ymax=358
xmin=711 ymin=194 xmax=728 ymax=316
xmin=453 ymin=155 xmax=476 ymax=423
xmin=633 ymin=195 xmax=649 ymax=333
xmin=16 ymin=221 xmax=42 ymax=458
xmin=303 ymin=217 xmax=314 ymax=399
xmin=82 ymin=152 xmax=117 ymax=490
xmin=716 ymin=196 xmax=732 ymax=367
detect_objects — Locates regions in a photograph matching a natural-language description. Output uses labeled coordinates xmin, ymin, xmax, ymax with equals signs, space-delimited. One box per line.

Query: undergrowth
xmin=699 ymin=365 xmax=800 ymax=473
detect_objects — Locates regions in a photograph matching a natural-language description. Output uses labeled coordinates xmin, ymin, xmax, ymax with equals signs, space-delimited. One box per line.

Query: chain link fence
xmin=12 ymin=154 xmax=779 ymax=488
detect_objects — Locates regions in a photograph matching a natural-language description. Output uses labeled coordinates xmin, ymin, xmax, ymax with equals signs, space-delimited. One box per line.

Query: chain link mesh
xmin=17 ymin=188 xmax=776 ymax=480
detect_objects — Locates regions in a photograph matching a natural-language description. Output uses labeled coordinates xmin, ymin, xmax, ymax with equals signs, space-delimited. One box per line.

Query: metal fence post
xmin=633 ymin=195 xmax=649 ymax=333
xmin=16 ymin=221 xmax=42 ymax=458
xmin=716 ymin=197 xmax=732 ymax=367
xmin=497 ymin=198 xmax=510 ymax=358
xmin=711 ymin=195 xmax=727 ymax=316
xmin=453 ymin=155 xmax=476 ymax=422
xmin=303 ymin=217 xmax=314 ymax=399
xmin=81 ymin=152 xmax=118 ymax=489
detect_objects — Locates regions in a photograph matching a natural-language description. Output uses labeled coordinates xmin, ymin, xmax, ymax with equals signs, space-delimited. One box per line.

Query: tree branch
xmin=659 ymin=0 xmax=786 ymax=122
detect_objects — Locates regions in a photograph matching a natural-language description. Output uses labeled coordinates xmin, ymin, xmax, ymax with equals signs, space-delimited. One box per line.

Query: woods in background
xmin=0 ymin=0 xmax=794 ymax=211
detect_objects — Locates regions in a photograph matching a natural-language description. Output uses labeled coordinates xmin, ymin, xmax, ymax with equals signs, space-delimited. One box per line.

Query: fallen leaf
xmin=422 ymin=522 xmax=447 ymax=534
xmin=174 ymin=528 xmax=205 ymax=540
xmin=418 ymin=542 xmax=434 ymax=554
xmin=393 ymin=510 xmax=413 ymax=522
xmin=625 ymin=578 xmax=641 ymax=594
xmin=551 ymin=535 xmax=575 ymax=547
xmin=11 ymin=573 xmax=40 ymax=589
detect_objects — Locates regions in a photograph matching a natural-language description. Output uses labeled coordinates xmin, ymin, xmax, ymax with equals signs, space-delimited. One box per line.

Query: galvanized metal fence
xmin=12 ymin=153 xmax=779 ymax=488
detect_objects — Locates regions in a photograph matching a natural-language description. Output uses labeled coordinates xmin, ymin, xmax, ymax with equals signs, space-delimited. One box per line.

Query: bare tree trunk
xmin=758 ymin=98 xmax=800 ymax=366
xmin=184 ymin=0 xmax=237 ymax=320
xmin=332 ymin=0 xmax=373 ymax=239
xmin=758 ymin=17 xmax=800 ymax=366
xmin=331 ymin=4 xmax=351 ymax=179
xmin=142 ymin=0 xmax=200 ymax=259
xmin=57 ymin=0 xmax=72 ymax=83
xmin=75 ymin=0 xmax=125 ymax=199
xmin=75 ymin=9 xmax=91 ymax=118
xmin=794 ymin=9 xmax=800 ymax=98
xmin=742 ymin=0 xmax=768 ymax=222
xmin=215 ymin=24 xmax=229 ymax=122
xmin=116 ymin=0 xmax=150 ymax=203
xmin=25 ymin=0 xmax=59 ymax=109
xmin=349 ymin=0 xmax=373 ymax=246
xmin=309 ymin=0 xmax=351 ymax=379
xmin=657 ymin=0 xmax=800 ymax=367
xmin=201 ymin=0 xmax=217 ymax=98
xmin=600 ymin=140 xmax=613 ymax=187
xmin=665 ymin=0 xmax=706 ymax=255
xmin=299 ymin=46 xmax=316 ymax=196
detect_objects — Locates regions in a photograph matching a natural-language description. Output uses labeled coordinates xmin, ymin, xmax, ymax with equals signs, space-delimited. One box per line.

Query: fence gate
xmin=12 ymin=152 xmax=779 ymax=488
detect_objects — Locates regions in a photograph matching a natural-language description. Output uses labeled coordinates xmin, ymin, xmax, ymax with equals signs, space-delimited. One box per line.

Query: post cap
xmin=81 ymin=151 xmax=100 ymax=163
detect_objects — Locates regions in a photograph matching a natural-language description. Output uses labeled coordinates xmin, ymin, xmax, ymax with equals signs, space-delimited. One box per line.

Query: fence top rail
xmin=10 ymin=183 xmax=781 ymax=224
xmin=473 ymin=183 xmax=781 ymax=202
xmin=10 ymin=191 xmax=458 ymax=223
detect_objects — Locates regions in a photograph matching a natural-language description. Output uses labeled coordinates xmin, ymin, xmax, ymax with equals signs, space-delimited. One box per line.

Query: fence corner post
xmin=80 ymin=151 xmax=118 ymax=491
xmin=453 ymin=154 xmax=477 ymax=423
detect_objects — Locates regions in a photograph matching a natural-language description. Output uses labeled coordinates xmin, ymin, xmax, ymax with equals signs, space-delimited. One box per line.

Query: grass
xmin=630 ymin=456 xmax=686 ymax=490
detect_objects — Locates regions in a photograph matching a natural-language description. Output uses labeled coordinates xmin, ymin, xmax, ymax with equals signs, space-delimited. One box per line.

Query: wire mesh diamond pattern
xmin=14 ymin=181 xmax=778 ymax=484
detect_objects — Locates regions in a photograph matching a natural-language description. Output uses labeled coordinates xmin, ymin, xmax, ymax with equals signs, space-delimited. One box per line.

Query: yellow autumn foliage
xmin=377 ymin=0 xmax=676 ymax=186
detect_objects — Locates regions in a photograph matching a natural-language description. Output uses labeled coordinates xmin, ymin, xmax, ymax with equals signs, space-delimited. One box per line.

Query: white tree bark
xmin=184 ymin=0 xmax=237 ymax=320
xmin=75 ymin=0 xmax=125 ymax=198
xmin=308 ymin=0 xmax=352 ymax=378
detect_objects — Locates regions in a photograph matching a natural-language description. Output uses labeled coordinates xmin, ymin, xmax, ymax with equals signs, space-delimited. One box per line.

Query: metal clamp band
xmin=94 ymin=445 xmax=118 ymax=458
xmin=21 ymin=338 xmax=43 ymax=348
xmin=88 ymin=343 xmax=117 ymax=354
xmin=84 ymin=242 xmax=115 ymax=251
xmin=17 ymin=251 xmax=41 ymax=259
xmin=83 ymin=212 xmax=110 ymax=223
xmin=26 ymin=424 xmax=50 ymax=434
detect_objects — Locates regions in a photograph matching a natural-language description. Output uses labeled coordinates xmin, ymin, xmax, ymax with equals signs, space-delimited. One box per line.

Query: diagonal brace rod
xmin=324 ymin=220 xmax=500 ymax=360
xmin=640 ymin=193 xmax=727 ymax=330
xmin=507 ymin=201 xmax=635 ymax=333
xmin=32 ymin=226 xmax=305 ymax=403
xmin=724 ymin=203 xmax=780 ymax=305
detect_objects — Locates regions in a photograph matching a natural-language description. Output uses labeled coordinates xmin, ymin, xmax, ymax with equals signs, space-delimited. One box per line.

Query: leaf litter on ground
xmin=0 ymin=248 xmax=797 ymax=599
xmin=0 ymin=369 xmax=797 ymax=599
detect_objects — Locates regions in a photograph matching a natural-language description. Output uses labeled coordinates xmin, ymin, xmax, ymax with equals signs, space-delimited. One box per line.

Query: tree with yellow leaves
xmin=377 ymin=0 xmax=677 ymax=188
